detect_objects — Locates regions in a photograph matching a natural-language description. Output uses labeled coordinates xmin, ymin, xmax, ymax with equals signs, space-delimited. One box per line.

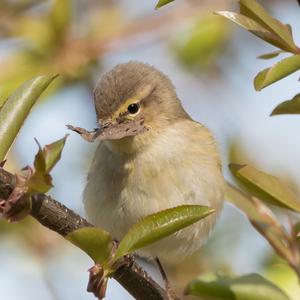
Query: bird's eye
xmin=127 ymin=103 xmax=140 ymax=114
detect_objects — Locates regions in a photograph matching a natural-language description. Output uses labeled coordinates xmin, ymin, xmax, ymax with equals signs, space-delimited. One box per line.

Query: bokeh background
xmin=1 ymin=0 xmax=300 ymax=299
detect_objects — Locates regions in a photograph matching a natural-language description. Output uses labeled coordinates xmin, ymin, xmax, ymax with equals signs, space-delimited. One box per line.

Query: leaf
xmin=230 ymin=164 xmax=300 ymax=213
xmin=226 ymin=183 xmax=294 ymax=265
xmin=225 ymin=183 xmax=266 ymax=223
xmin=215 ymin=11 xmax=269 ymax=33
xmin=239 ymin=0 xmax=297 ymax=53
xmin=114 ymin=205 xmax=214 ymax=260
xmin=34 ymin=135 xmax=68 ymax=173
xmin=254 ymin=55 xmax=300 ymax=91
xmin=0 ymin=75 xmax=58 ymax=161
xmin=286 ymin=24 xmax=293 ymax=37
xmin=215 ymin=12 xmax=291 ymax=51
xmin=50 ymin=0 xmax=71 ymax=40
xmin=66 ymin=227 xmax=113 ymax=264
xmin=216 ymin=0 xmax=299 ymax=53
xmin=265 ymin=263 xmax=300 ymax=298
xmin=174 ymin=15 xmax=230 ymax=68
xmin=271 ymin=94 xmax=300 ymax=116
xmin=226 ymin=183 xmax=285 ymax=231
xmin=27 ymin=172 xmax=53 ymax=194
xmin=185 ymin=273 xmax=290 ymax=300
xmin=225 ymin=183 xmax=286 ymax=237
xmin=257 ymin=50 xmax=284 ymax=60
xmin=155 ymin=0 xmax=175 ymax=9
xmin=27 ymin=136 xmax=68 ymax=194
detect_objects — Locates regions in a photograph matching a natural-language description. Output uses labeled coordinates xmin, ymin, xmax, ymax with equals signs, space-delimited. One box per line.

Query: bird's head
xmin=93 ymin=62 xmax=188 ymax=152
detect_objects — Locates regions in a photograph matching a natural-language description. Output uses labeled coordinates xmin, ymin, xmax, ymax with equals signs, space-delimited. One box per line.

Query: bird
xmin=83 ymin=61 xmax=225 ymax=266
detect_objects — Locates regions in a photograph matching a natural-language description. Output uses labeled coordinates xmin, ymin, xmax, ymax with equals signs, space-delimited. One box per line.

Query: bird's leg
xmin=155 ymin=257 xmax=179 ymax=300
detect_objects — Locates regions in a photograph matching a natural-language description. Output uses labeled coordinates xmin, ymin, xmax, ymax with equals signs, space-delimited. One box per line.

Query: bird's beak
xmin=95 ymin=116 xmax=147 ymax=141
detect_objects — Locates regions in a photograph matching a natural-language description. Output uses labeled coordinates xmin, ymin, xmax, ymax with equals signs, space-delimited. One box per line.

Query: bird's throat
xmin=103 ymin=126 xmax=159 ymax=155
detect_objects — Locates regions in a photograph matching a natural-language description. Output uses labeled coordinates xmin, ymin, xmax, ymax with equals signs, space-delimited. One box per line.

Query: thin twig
xmin=0 ymin=167 xmax=172 ymax=300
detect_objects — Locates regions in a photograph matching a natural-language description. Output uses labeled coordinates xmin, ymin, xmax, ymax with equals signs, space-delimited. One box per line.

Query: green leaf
xmin=257 ymin=50 xmax=284 ymax=60
xmin=27 ymin=136 xmax=68 ymax=194
xmin=216 ymin=0 xmax=299 ymax=53
xmin=114 ymin=205 xmax=214 ymax=261
xmin=215 ymin=12 xmax=290 ymax=51
xmin=215 ymin=11 xmax=269 ymax=33
xmin=66 ymin=227 xmax=113 ymax=264
xmin=225 ymin=183 xmax=266 ymax=223
xmin=0 ymin=75 xmax=58 ymax=161
xmin=185 ymin=273 xmax=290 ymax=300
xmin=174 ymin=15 xmax=230 ymax=68
xmin=34 ymin=135 xmax=68 ymax=173
xmin=230 ymin=164 xmax=300 ymax=213
xmin=271 ymin=94 xmax=300 ymax=116
xmin=50 ymin=0 xmax=71 ymax=40
xmin=225 ymin=184 xmax=293 ymax=262
xmin=239 ymin=0 xmax=297 ymax=53
xmin=225 ymin=183 xmax=287 ymax=236
xmin=254 ymin=55 xmax=300 ymax=90
xmin=155 ymin=0 xmax=175 ymax=9
xmin=27 ymin=172 xmax=53 ymax=194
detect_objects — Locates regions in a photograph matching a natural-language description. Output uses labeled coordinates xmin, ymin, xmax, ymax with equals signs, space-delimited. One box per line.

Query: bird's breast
xmin=83 ymin=121 xmax=225 ymax=261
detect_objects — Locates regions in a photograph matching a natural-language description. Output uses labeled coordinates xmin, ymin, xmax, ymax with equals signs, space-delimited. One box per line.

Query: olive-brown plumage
xmin=94 ymin=62 xmax=188 ymax=124
xmin=84 ymin=61 xmax=225 ymax=263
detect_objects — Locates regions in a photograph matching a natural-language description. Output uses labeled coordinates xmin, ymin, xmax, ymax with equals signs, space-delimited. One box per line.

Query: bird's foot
xmin=0 ymin=168 xmax=32 ymax=222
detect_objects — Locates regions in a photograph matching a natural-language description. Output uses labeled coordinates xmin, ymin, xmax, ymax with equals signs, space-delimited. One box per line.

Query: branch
xmin=0 ymin=167 xmax=170 ymax=300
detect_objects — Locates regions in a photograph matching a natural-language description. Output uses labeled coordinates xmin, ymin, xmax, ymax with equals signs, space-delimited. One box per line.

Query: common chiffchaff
xmin=84 ymin=62 xmax=225 ymax=264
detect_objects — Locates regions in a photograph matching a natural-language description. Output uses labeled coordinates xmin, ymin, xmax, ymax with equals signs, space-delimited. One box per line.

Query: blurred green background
xmin=1 ymin=0 xmax=300 ymax=299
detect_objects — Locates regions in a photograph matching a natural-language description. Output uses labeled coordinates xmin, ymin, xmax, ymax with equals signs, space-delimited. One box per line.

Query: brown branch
xmin=0 ymin=167 xmax=170 ymax=300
